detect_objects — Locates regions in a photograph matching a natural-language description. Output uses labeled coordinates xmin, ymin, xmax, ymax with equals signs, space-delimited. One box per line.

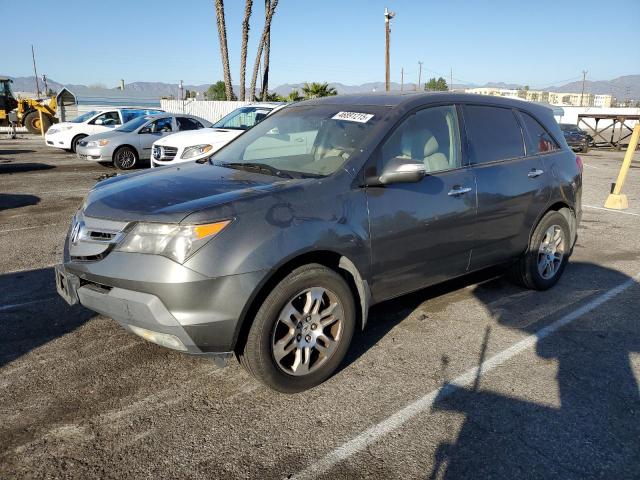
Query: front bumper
xmin=56 ymin=252 xmax=267 ymax=358
xmin=45 ymin=131 xmax=72 ymax=149
xmin=76 ymin=145 xmax=114 ymax=162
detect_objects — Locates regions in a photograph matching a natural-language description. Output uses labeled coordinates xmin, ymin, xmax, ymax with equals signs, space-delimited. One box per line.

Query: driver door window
xmin=91 ymin=111 xmax=121 ymax=127
xmin=145 ymin=118 xmax=174 ymax=134
xmin=381 ymin=105 xmax=461 ymax=174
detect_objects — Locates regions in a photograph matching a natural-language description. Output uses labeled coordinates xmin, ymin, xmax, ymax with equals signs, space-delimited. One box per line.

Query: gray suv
xmin=55 ymin=93 xmax=582 ymax=392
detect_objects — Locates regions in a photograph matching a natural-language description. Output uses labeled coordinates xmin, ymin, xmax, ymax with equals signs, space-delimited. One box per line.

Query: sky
xmin=5 ymin=0 xmax=640 ymax=89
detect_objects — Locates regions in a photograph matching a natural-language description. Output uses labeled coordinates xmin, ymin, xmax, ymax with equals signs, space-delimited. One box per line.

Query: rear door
xmin=367 ymin=104 xmax=477 ymax=301
xmin=462 ymin=104 xmax=552 ymax=269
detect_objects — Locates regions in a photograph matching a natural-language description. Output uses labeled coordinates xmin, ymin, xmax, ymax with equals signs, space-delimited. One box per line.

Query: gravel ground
xmin=1 ymin=135 xmax=639 ymax=479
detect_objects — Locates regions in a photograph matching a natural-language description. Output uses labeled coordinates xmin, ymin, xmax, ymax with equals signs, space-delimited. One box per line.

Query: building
xmin=465 ymin=87 xmax=611 ymax=108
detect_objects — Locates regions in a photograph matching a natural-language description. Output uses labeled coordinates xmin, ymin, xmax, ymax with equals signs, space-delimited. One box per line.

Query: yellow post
xmin=38 ymin=109 xmax=45 ymax=137
xmin=604 ymin=124 xmax=640 ymax=210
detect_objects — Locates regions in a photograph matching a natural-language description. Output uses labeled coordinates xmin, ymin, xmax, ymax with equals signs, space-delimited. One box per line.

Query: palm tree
xmin=260 ymin=0 xmax=271 ymax=101
xmin=286 ymin=89 xmax=303 ymax=102
xmin=302 ymin=82 xmax=337 ymax=99
xmin=239 ymin=0 xmax=253 ymax=101
xmin=250 ymin=0 xmax=278 ymax=100
xmin=214 ymin=0 xmax=234 ymax=100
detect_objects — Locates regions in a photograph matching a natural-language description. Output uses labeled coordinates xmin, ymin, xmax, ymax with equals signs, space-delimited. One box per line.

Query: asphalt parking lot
xmin=1 ymin=135 xmax=639 ymax=479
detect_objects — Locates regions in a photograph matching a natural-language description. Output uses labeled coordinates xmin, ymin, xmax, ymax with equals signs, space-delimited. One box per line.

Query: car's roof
xmin=297 ymin=92 xmax=553 ymax=115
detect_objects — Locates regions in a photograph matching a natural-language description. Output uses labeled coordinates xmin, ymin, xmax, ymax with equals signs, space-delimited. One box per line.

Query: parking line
xmin=0 ymin=297 xmax=58 ymax=312
xmin=583 ymin=204 xmax=640 ymax=216
xmin=293 ymin=272 xmax=640 ymax=479
xmin=0 ymin=223 xmax=61 ymax=234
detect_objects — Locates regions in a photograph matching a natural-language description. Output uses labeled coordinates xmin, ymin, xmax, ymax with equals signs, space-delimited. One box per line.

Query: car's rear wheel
xmin=240 ymin=264 xmax=356 ymax=393
xmin=510 ymin=211 xmax=571 ymax=290
xmin=113 ymin=146 xmax=138 ymax=170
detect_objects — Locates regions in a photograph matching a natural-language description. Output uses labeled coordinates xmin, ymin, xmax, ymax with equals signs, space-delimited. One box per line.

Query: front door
xmin=139 ymin=117 xmax=175 ymax=159
xmin=367 ymin=105 xmax=476 ymax=302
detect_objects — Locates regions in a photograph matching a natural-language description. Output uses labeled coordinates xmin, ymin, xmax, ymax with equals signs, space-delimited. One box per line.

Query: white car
xmin=150 ymin=103 xmax=286 ymax=168
xmin=45 ymin=108 xmax=163 ymax=152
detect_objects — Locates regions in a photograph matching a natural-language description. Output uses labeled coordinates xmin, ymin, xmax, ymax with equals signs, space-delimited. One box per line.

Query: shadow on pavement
xmin=0 ymin=149 xmax=36 ymax=155
xmin=0 ymin=267 xmax=95 ymax=367
xmin=0 ymin=163 xmax=56 ymax=174
xmin=0 ymin=193 xmax=40 ymax=211
xmin=427 ymin=262 xmax=639 ymax=479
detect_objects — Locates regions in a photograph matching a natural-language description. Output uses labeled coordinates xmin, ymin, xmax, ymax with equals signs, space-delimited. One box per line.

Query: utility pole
xmin=42 ymin=74 xmax=48 ymax=95
xmin=384 ymin=8 xmax=395 ymax=92
xmin=450 ymin=68 xmax=453 ymax=91
xmin=31 ymin=45 xmax=41 ymax=97
xmin=179 ymin=79 xmax=184 ymax=100
xmin=417 ymin=61 xmax=423 ymax=91
xmin=400 ymin=67 xmax=404 ymax=92
xmin=580 ymin=70 xmax=587 ymax=107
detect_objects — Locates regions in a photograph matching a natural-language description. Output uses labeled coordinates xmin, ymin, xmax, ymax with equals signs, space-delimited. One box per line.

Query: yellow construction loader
xmin=0 ymin=77 xmax=57 ymax=134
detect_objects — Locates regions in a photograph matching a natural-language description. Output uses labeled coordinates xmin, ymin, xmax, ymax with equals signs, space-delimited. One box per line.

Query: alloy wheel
xmin=271 ymin=287 xmax=344 ymax=376
xmin=537 ymin=225 xmax=565 ymax=280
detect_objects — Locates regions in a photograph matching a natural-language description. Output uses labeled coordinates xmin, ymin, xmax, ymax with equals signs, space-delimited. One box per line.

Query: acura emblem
xmin=71 ymin=219 xmax=84 ymax=244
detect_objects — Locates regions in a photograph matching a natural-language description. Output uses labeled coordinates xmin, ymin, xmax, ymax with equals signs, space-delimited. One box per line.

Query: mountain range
xmin=5 ymin=74 xmax=639 ymax=100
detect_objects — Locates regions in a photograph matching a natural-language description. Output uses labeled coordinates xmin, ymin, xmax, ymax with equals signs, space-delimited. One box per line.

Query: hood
xmin=154 ymin=128 xmax=243 ymax=147
xmin=83 ymin=130 xmax=125 ymax=142
xmin=83 ymin=162 xmax=308 ymax=223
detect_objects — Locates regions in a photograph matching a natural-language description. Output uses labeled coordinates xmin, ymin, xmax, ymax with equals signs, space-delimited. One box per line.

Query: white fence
xmin=160 ymin=99 xmax=251 ymax=123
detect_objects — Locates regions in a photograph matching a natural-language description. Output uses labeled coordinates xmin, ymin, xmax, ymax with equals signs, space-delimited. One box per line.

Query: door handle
xmin=448 ymin=186 xmax=472 ymax=196
xmin=528 ymin=169 xmax=544 ymax=178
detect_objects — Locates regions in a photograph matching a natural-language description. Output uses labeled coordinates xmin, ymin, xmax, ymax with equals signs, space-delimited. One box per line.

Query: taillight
xmin=575 ymin=155 xmax=583 ymax=173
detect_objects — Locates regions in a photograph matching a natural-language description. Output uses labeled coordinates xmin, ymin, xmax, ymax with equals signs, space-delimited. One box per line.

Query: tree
xmin=205 ymin=81 xmax=227 ymax=100
xmin=214 ymin=0 xmax=235 ymax=100
xmin=239 ymin=0 xmax=253 ymax=101
xmin=286 ymin=89 xmax=303 ymax=102
xmin=424 ymin=77 xmax=448 ymax=91
xmin=249 ymin=0 xmax=279 ymax=100
xmin=302 ymin=82 xmax=337 ymax=99
xmin=260 ymin=0 xmax=278 ymax=101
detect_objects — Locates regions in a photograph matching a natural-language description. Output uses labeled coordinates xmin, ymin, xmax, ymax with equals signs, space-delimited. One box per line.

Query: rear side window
xmin=177 ymin=117 xmax=204 ymax=131
xmin=464 ymin=105 xmax=524 ymax=164
xmin=519 ymin=112 xmax=559 ymax=155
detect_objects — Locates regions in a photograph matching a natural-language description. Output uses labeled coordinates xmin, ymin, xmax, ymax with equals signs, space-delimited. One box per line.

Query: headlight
xmin=115 ymin=220 xmax=231 ymax=263
xmin=87 ymin=139 xmax=109 ymax=147
xmin=181 ymin=144 xmax=213 ymax=159
xmin=47 ymin=128 xmax=58 ymax=135
xmin=62 ymin=125 xmax=74 ymax=131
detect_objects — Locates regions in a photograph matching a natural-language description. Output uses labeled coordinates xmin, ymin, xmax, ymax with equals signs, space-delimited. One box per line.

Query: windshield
xmin=212 ymin=106 xmax=275 ymax=130
xmin=71 ymin=111 xmax=99 ymax=123
xmin=117 ymin=115 xmax=153 ymax=132
xmin=210 ymin=105 xmax=385 ymax=177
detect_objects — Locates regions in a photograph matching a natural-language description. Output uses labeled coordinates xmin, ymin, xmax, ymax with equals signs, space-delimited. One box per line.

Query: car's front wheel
xmin=240 ymin=264 xmax=356 ymax=393
xmin=113 ymin=146 xmax=138 ymax=170
xmin=510 ymin=210 xmax=571 ymax=290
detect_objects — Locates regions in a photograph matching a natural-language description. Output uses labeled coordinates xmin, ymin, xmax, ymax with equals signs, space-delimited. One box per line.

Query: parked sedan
xmin=151 ymin=103 xmax=286 ymax=168
xmin=560 ymin=123 xmax=592 ymax=153
xmin=76 ymin=113 xmax=212 ymax=169
xmin=45 ymin=108 xmax=163 ymax=153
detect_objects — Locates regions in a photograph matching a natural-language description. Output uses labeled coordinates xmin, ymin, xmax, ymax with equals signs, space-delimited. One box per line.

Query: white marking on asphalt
xmin=0 ymin=223 xmax=61 ymax=234
xmin=583 ymin=163 xmax=599 ymax=169
xmin=294 ymin=272 xmax=640 ymax=479
xmin=583 ymin=204 xmax=640 ymax=216
xmin=0 ymin=297 xmax=57 ymax=312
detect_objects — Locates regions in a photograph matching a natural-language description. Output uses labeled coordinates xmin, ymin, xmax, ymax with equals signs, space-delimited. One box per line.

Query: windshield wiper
xmin=213 ymin=161 xmax=294 ymax=179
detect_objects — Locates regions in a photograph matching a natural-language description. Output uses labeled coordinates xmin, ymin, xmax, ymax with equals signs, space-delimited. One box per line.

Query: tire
xmin=239 ymin=264 xmax=356 ymax=393
xmin=113 ymin=146 xmax=138 ymax=170
xmin=23 ymin=111 xmax=52 ymax=134
xmin=509 ymin=211 xmax=571 ymax=290
xmin=71 ymin=134 xmax=87 ymax=153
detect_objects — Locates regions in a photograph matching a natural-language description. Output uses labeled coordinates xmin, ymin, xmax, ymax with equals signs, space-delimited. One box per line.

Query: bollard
xmin=38 ymin=110 xmax=45 ymax=137
xmin=604 ymin=124 xmax=640 ymax=210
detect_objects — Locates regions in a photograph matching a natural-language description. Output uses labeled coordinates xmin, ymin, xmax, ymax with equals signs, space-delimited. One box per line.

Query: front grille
xmin=69 ymin=214 xmax=128 ymax=261
xmin=152 ymin=145 xmax=177 ymax=161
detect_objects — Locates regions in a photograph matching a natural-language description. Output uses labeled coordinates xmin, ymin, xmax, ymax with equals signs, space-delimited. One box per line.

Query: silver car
xmin=76 ymin=113 xmax=212 ymax=169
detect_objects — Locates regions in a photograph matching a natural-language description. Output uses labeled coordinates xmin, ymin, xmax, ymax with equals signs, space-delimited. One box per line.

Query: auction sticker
xmin=332 ymin=111 xmax=374 ymax=123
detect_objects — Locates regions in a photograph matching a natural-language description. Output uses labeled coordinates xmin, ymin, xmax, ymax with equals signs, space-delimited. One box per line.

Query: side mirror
xmin=378 ymin=157 xmax=426 ymax=184
xmin=139 ymin=127 xmax=151 ymax=134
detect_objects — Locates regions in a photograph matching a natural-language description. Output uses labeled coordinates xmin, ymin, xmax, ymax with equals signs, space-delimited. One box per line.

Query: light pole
xmin=384 ymin=8 xmax=395 ymax=92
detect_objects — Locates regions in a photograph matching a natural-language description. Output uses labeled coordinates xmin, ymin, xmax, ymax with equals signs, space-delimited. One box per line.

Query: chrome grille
xmin=152 ymin=145 xmax=178 ymax=161
xmin=69 ymin=213 xmax=128 ymax=261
